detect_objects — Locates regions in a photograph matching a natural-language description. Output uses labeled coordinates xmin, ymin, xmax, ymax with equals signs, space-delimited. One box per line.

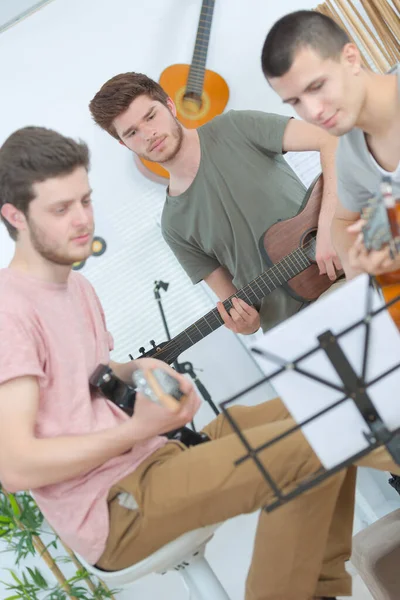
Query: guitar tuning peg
xmin=150 ymin=340 xmax=156 ymax=349
xmin=138 ymin=347 xmax=146 ymax=356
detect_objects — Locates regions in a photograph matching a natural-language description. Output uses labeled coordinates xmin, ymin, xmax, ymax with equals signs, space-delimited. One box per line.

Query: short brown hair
xmin=89 ymin=72 xmax=169 ymax=139
xmin=262 ymin=10 xmax=350 ymax=78
xmin=0 ymin=126 xmax=90 ymax=240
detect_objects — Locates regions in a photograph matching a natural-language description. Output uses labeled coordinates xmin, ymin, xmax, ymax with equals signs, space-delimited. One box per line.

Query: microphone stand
xmin=153 ymin=280 xmax=220 ymax=418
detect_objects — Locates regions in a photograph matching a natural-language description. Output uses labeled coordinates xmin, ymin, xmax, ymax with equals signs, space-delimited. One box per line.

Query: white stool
xmin=77 ymin=524 xmax=231 ymax=600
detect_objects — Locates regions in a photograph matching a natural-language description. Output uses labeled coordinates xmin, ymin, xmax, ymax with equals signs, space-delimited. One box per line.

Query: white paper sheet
xmin=251 ymin=274 xmax=400 ymax=468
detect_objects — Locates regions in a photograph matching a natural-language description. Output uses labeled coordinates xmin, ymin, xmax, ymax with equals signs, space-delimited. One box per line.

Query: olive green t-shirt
xmin=161 ymin=110 xmax=310 ymax=332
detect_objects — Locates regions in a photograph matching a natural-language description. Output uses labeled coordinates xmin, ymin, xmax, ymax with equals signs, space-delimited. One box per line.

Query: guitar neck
xmin=186 ymin=0 xmax=215 ymax=96
xmin=153 ymin=246 xmax=311 ymax=364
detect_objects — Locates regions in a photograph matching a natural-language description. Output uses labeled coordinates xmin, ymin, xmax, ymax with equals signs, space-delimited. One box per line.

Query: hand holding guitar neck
xmin=216 ymin=296 xmax=261 ymax=335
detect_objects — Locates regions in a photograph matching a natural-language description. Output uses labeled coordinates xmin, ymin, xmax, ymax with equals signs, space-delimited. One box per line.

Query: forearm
xmin=318 ymin=138 xmax=339 ymax=225
xmin=282 ymin=122 xmax=338 ymax=226
xmin=204 ymin=266 xmax=238 ymax=301
xmin=218 ymin=283 xmax=238 ymax=301
xmin=331 ymin=216 xmax=361 ymax=279
xmin=5 ymin=419 xmax=136 ymax=492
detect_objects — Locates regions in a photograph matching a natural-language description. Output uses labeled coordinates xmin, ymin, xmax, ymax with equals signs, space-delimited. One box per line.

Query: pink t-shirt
xmin=0 ymin=269 xmax=167 ymax=564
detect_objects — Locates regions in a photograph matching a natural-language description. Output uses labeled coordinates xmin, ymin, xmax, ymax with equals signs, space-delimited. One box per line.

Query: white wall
xmin=1 ymin=1 xmax=398 ymax=598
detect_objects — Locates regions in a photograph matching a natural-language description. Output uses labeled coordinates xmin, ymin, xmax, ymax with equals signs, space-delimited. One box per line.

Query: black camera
xmin=90 ymin=364 xmax=209 ymax=447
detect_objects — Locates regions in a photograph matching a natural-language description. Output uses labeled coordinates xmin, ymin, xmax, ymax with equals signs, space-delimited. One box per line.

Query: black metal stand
xmin=218 ymin=275 xmax=400 ymax=512
xmin=153 ymin=280 xmax=220 ymax=417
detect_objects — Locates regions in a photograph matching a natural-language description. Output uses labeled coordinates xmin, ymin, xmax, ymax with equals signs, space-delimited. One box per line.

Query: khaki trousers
xmin=96 ymin=399 xmax=400 ymax=600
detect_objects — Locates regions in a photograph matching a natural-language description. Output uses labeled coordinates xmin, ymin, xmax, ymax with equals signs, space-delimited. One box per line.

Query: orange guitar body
xmin=376 ymin=272 xmax=400 ymax=328
xmin=375 ymin=202 xmax=400 ymax=328
xmin=361 ymin=186 xmax=400 ymax=328
xmin=137 ymin=64 xmax=229 ymax=182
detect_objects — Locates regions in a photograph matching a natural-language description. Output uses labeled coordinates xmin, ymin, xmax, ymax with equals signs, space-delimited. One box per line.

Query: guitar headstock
xmin=134 ymin=340 xmax=168 ymax=360
xmin=362 ymin=177 xmax=400 ymax=255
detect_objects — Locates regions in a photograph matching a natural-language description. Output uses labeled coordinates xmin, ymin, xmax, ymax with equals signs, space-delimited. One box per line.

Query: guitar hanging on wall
xmin=135 ymin=0 xmax=229 ymax=183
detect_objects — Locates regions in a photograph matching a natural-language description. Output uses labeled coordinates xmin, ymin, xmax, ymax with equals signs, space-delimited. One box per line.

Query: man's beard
xmin=144 ymin=116 xmax=184 ymax=164
xmin=28 ymin=217 xmax=93 ymax=266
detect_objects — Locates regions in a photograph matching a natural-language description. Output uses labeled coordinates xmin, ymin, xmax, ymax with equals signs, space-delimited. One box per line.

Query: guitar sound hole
xmin=301 ymin=228 xmax=318 ymax=262
xmin=183 ymin=91 xmax=203 ymax=110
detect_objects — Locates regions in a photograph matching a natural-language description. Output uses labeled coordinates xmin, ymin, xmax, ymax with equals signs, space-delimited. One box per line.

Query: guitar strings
xmin=165 ymin=239 xmax=315 ymax=359
xmin=153 ymin=239 xmax=316 ymax=363
xmin=146 ymin=236 xmax=319 ymax=364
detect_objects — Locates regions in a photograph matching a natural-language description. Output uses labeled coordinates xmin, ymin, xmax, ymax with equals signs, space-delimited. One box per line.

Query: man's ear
xmin=342 ymin=43 xmax=362 ymax=75
xmin=1 ymin=203 xmax=27 ymax=232
xmin=167 ymin=97 xmax=177 ymax=117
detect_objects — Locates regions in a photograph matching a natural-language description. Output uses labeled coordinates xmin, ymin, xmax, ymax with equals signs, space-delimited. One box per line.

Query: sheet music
xmin=284 ymin=151 xmax=321 ymax=189
xmin=251 ymin=275 xmax=400 ymax=468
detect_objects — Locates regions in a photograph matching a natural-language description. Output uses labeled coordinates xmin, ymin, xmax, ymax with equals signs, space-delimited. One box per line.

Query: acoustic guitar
xmin=361 ymin=175 xmax=400 ymax=328
xmin=135 ymin=175 xmax=339 ymax=362
xmin=136 ymin=0 xmax=229 ymax=183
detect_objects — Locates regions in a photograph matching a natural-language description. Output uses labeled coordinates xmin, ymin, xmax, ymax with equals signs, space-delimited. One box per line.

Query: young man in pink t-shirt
xmin=0 ymin=126 xmax=198 ymax=562
xmin=1 ymin=127 xmax=398 ymax=600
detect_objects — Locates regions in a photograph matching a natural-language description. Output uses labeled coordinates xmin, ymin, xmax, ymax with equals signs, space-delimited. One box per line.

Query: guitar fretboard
xmin=186 ymin=0 xmax=215 ymax=96
xmin=154 ymin=243 xmax=313 ymax=364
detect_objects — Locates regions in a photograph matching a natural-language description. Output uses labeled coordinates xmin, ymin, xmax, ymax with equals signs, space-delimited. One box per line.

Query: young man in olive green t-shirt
xmin=162 ymin=108 xmax=321 ymax=332
xmin=89 ymin=73 xmax=341 ymax=334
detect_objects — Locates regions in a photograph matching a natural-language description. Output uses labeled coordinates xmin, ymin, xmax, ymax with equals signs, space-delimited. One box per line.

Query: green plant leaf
xmin=1 ymin=491 xmax=119 ymax=600
xmin=25 ymin=535 xmax=35 ymax=556
xmin=0 ymin=515 xmax=12 ymax=523
xmin=7 ymin=494 xmax=21 ymax=518
xmin=10 ymin=571 xmax=23 ymax=586
xmin=28 ymin=567 xmax=48 ymax=589
xmin=68 ymin=582 xmax=97 ymax=598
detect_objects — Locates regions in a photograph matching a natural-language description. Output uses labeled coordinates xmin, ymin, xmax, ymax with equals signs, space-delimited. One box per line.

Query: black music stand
xmin=218 ymin=274 xmax=400 ymax=512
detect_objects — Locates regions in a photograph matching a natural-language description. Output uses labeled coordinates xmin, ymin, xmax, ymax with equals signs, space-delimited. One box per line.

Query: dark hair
xmin=261 ymin=10 xmax=350 ymax=78
xmin=89 ymin=72 xmax=169 ymax=139
xmin=0 ymin=126 xmax=90 ymax=240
